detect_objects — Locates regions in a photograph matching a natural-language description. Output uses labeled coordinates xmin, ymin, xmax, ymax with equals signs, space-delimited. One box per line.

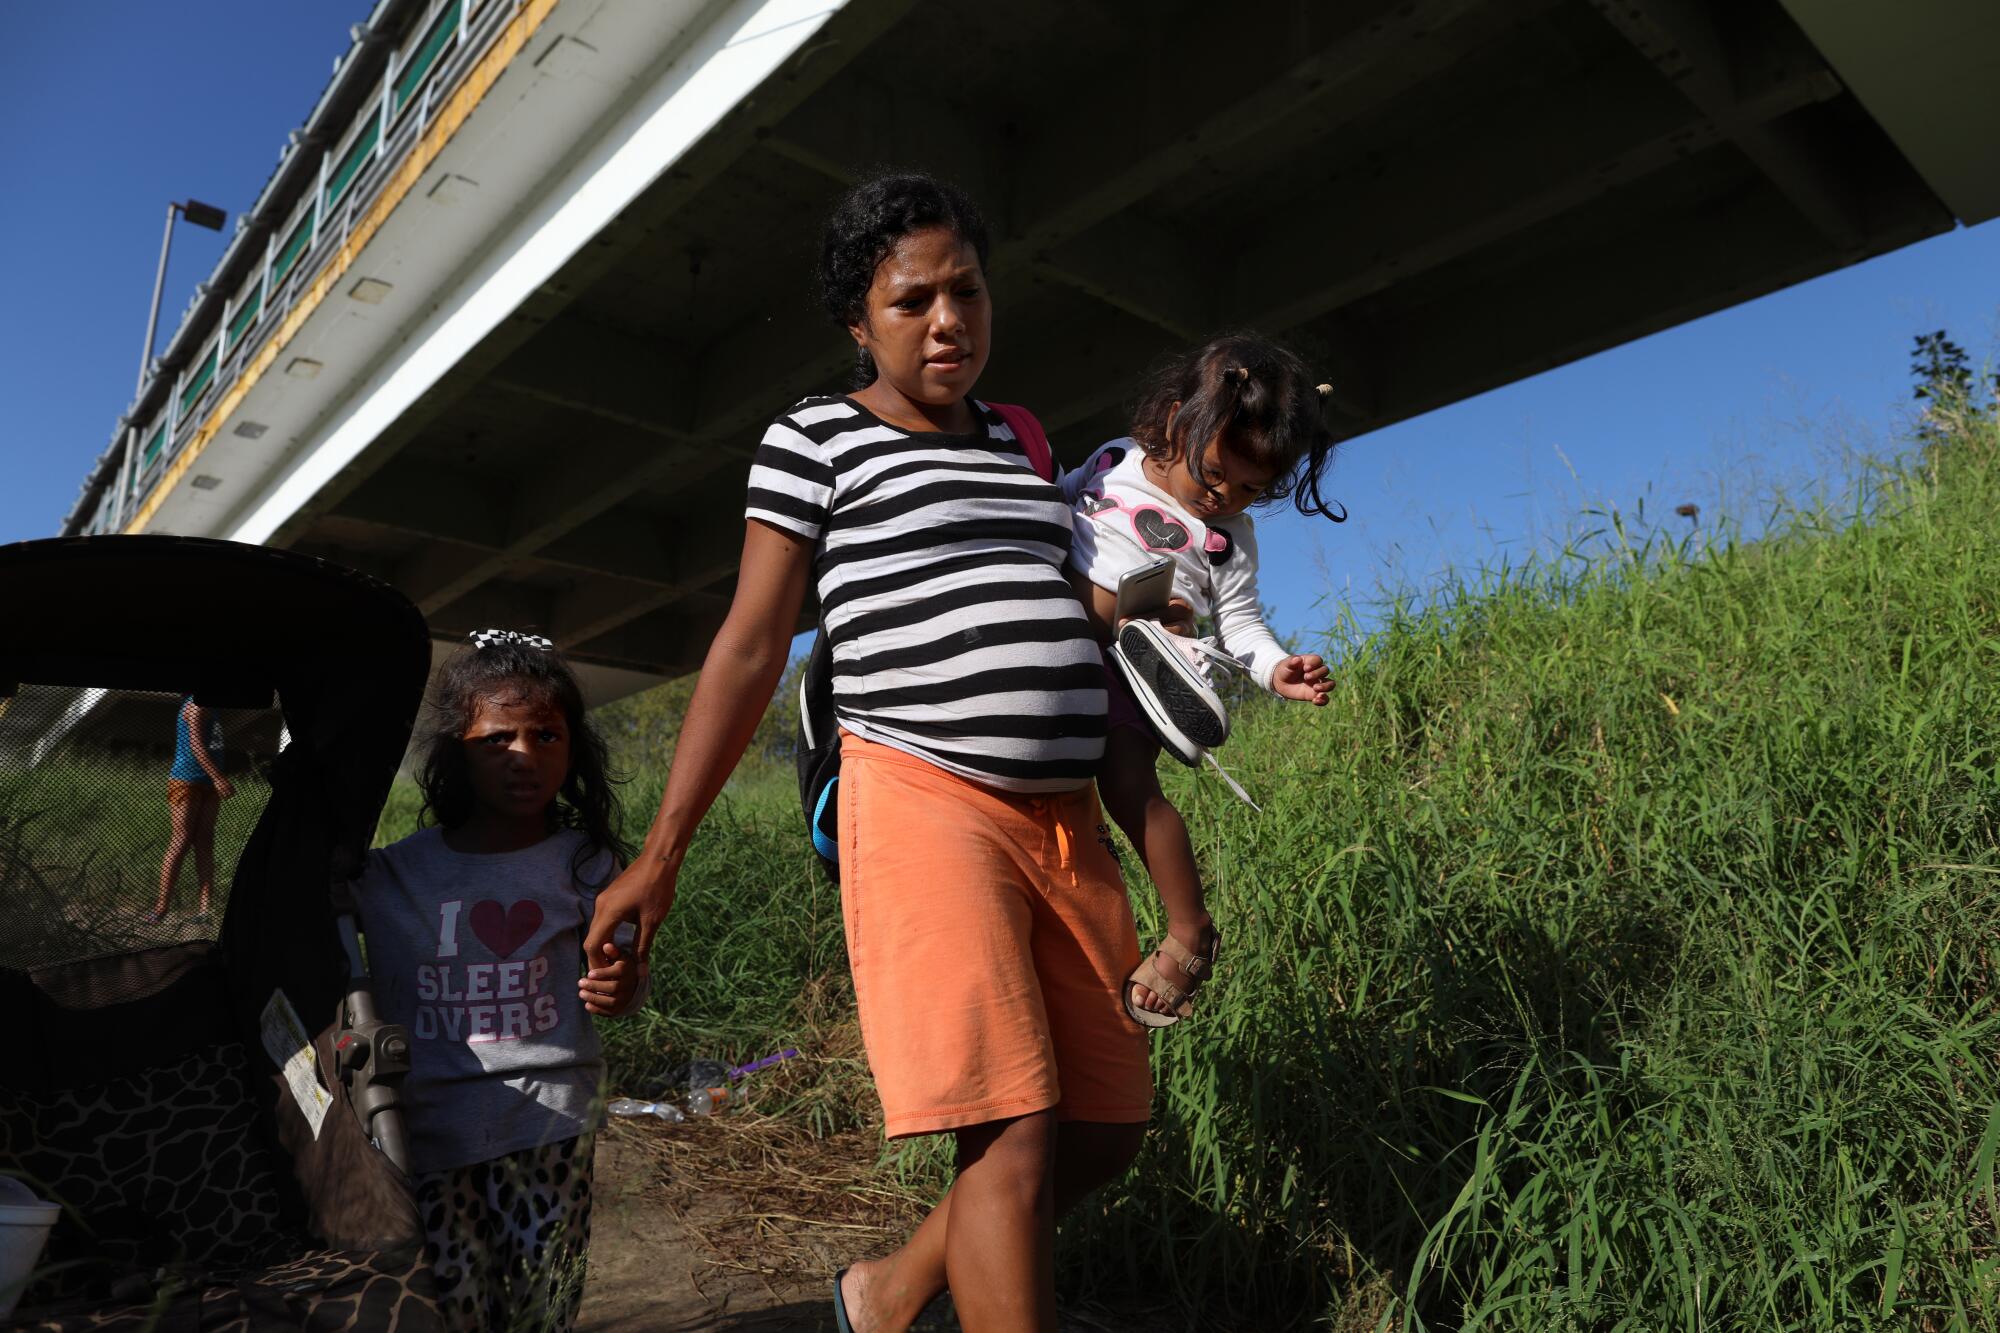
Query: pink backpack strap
xmin=987 ymin=401 xmax=1055 ymax=482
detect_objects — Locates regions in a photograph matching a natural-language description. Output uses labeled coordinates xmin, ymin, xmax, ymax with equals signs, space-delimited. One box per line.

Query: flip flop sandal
xmin=1124 ymin=930 xmax=1220 ymax=1028
xmin=832 ymin=1267 xmax=856 ymax=1333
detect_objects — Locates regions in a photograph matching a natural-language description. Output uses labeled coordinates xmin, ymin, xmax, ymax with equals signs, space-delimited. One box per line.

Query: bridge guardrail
xmin=77 ymin=0 xmax=517 ymax=536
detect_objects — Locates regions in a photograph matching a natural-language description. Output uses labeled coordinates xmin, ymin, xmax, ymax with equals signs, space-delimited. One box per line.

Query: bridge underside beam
xmin=286 ymin=0 xmax=1954 ymax=682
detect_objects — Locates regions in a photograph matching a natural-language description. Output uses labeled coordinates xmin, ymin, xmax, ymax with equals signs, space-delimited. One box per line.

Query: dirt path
xmin=578 ymin=1122 xmax=1177 ymax=1332
xmin=579 ymin=1122 xmax=846 ymax=1331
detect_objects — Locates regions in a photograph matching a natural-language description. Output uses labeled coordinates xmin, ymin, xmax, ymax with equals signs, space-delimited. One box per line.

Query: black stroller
xmin=0 ymin=536 xmax=443 ymax=1330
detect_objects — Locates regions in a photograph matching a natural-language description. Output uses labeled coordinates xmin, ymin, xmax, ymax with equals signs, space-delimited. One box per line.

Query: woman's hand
xmin=579 ymin=937 xmax=647 ymax=1017
xmin=1272 ymin=653 xmax=1331 ymax=705
xmin=585 ymin=861 xmax=677 ymax=969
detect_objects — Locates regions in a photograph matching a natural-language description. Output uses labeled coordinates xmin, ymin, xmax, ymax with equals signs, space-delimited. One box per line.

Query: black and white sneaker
xmin=1110 ymin=619 xmax=1234 ymax=766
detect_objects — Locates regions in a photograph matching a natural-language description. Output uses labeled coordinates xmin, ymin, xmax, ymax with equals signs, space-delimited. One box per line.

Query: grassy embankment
xmin=381 ymin=411 xmax=2000 ymax=1328
xmin=2 ymin=756 xmax=272 ymax=966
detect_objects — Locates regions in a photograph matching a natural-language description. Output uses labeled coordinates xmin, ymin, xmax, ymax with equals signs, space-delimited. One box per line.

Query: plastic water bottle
xmin=607 ymin=1097 xmax=687 ymax=1122
xmin=686 ymin=1085 xmax=731 ymax=1117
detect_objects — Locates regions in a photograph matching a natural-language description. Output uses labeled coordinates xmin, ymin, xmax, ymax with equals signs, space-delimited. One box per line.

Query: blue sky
xmin=3 ymin=3 xmax=1996 ymax=650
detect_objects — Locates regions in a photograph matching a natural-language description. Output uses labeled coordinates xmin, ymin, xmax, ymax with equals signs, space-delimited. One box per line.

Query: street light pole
xmin=137 ymin=203 xmax=180 ymax=398
xmin=136 ymin=198 xmax=227 ymax=398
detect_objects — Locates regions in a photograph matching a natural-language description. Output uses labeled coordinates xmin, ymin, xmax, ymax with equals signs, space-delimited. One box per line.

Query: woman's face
xmin=849 ymin=225 xmax=990 ymax=416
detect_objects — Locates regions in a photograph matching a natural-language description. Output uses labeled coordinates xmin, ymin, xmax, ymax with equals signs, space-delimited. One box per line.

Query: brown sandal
xmin=1124 ymin=930 xmax=1220 ymax=1028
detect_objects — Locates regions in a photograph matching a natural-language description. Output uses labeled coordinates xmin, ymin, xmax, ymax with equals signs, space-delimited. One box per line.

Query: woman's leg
xmin=840 ymin=1117 xmax=1146 ymax=1332
xmin=190 ymin=786 xmax=221 ymax=913
xmin=832 ymin=738 xmax=1151 ymax=1330
xmin=947 ymin=1110 xmax=1057 ymax=1330
xmin=154 ymin=784 xmax=194 ymax=916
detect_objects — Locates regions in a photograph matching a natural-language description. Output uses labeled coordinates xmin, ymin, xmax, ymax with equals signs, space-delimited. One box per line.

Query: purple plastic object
xmin=730 ymin=1048 xmax=800 ymax=1079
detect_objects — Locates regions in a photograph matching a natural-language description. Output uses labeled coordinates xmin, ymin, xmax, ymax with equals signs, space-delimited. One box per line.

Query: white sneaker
xmin=1110 ymin=619 xmax=1233 ymax=765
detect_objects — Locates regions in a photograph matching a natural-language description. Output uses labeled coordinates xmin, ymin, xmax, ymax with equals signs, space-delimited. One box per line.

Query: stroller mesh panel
xmin=24 ymin=941 xmax=216 ymax=1014
xmin=0 ymin=684 xmax=280 ymax=972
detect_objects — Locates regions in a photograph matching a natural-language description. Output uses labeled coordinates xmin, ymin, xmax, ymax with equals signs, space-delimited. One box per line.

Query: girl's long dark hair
xmin=415 ymin=635 xmax=629 ymax=884
xmin=1129 ymin=331 xmax=1348 ymax=521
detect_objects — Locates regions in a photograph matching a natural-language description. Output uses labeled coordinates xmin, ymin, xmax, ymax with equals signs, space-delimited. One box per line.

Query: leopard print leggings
xmin=415 ymin=1134 xmax=594 ymax=1333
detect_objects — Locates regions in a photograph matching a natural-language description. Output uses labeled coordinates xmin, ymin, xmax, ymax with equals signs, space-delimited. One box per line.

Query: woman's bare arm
xmin=583 ymin=520 xmax=813 ymax=960
xmin=185 ymin=703 xmax=235 ymax=797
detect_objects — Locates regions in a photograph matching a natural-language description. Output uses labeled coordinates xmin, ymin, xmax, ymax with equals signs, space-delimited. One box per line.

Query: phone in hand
xmin=1114 ymin=555 xmax=1175 ymax=622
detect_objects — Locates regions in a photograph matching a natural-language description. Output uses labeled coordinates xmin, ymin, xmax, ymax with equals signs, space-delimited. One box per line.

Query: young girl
xmin=1062 ymin=333 xmax=1342 ymax=1028
xmin=355 ymin=629 xmax=643 ymax=1333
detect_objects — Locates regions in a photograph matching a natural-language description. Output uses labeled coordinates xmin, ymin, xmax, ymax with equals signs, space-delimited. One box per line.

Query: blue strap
xmin=810 ymin=776 xmax=840 ymax=864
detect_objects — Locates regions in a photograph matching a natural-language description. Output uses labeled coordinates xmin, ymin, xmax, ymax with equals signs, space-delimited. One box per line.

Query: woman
xmin=585 ymin=174 xmax=1150 ymax=1331
xmin=151 ymin=694 xmax=234 ymax=921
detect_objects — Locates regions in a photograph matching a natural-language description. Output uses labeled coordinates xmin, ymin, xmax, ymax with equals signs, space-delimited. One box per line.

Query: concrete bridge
xmin=61 ymin=0 xmax=1999 ymax=698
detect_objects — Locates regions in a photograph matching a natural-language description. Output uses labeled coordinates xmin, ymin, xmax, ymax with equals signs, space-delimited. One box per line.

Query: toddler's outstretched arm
xmin=1209 ymin=523 xmax=1321 ymax=695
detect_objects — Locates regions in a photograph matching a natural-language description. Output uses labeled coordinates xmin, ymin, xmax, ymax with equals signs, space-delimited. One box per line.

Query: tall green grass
xmin=1065 ymin=420 xmax=2000 ymax=1327
xmin=378 ymin=417 xmax=2000 ymax=1328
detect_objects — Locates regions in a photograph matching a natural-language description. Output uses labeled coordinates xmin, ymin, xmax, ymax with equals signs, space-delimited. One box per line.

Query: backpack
xmin=795 ymin=402 xmax=1057 ymax=878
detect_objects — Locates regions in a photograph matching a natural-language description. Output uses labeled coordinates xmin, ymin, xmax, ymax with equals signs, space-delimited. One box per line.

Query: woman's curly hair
xmin=415 ymin=636 xmax=629 ymax=884
xmin=818 ymin=172 xmax=990 ymax=389
xmin=1129 ymin=331 xmax=1348 ymax=521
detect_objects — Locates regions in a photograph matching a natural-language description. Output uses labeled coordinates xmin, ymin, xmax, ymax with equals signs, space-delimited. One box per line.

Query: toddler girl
xmin=1061 ymin=333 xmax=1342 ymax=1028
xmin=355 ymin=629 xmax=643 ymax=1332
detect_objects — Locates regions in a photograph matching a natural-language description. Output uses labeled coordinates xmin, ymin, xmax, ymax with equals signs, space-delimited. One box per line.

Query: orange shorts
xmin=166 ymin=778 xmax=216 ymax=808
xmin=837 ymin=733 xmax=1152 ymax=1138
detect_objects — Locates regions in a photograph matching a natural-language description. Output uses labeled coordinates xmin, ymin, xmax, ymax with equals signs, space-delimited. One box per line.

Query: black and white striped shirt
xmin=745 ymin=395 xmax=1106 ymax=792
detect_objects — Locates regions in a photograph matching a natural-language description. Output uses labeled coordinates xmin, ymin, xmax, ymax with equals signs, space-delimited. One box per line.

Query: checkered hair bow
xmin=468 ymin=628 xmax=553 ymax=652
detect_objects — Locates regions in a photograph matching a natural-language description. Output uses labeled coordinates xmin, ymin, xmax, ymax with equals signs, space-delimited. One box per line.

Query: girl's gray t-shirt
xmin=355 ymin=826 xmax=623 ymax=1173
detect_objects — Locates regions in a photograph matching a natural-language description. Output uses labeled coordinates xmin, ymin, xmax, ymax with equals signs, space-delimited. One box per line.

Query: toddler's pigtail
xmin=1292 ymin=433 xmax=1348 ymax=522
xmin=1294 ymin=383 xmax=1348 ymax=522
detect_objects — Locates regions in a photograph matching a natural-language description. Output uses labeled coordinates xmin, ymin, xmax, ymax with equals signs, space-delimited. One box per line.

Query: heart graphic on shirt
xmin=1132 ymin=507 xmax=1190 ymax=552
xmin=1205 ymin=527 xmax=1234 ymax=566
xmin=1092 ymin=447 xmax=1124 ymax=475
xmin=469 ymin=899 xmax=544 ymax=959
xmin=1081 ymin=491 xmax=1120 ymax=516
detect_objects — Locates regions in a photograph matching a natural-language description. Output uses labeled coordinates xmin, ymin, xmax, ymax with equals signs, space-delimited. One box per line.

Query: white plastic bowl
xmin=0 ymin=1177 xmax=60 ymax=1319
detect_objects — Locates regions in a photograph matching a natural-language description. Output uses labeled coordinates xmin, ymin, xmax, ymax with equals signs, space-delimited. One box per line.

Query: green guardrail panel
xmin=326 ymin=115 xmax=382 ymax=208
xmin=179 ymin=347 xmax=218 ymax=416
xmin=121 ymin=0 xmax=481 ymax=524
xmin=271 ymin=207 xmax=315 ymax=286
xmin=395 ymin=1 xmax=462 ymax=113
xmin=225 ymin=283 xmax=264 ymax=350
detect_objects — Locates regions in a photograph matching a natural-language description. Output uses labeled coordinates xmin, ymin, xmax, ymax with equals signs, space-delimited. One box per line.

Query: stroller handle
xmin=334 ymin=910 xmax=415 ymax=1175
